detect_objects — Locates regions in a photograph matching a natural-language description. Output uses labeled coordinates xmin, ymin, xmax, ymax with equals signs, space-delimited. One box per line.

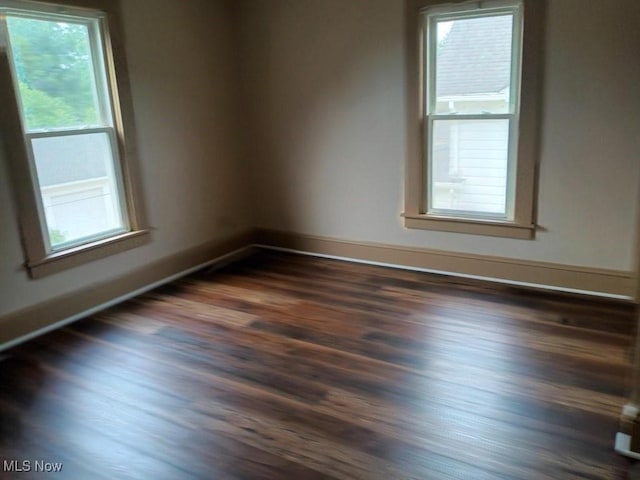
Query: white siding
xmin=432 ymin=119 xmax=508 ymax=214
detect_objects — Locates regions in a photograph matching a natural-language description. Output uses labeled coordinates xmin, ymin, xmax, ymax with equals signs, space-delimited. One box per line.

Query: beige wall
xmin=2 ymin=0 xmax=639 ymax=325
xmin=239 ymin=0 xmax=640 ymax=272
xmin=0 ymin=0 xmax=249 ymax=318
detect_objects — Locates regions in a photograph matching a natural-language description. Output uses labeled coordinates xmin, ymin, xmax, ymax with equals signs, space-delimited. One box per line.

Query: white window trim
xmin=0 ymin=0 xmax=149 ymax=278
xmin=403 ymin=0 xmax=545 ymax=239
xmin=424 ymin=3 xmax=522 ymax=220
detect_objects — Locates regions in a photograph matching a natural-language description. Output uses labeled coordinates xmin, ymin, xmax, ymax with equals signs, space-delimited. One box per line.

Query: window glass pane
xmin=6 ymin=16 xmax=102 ymax=131
xmin=434 ymin=14 xmax=513 ymax=114
xmin=430 ymin=119 xmax=509 ymax=215
xmin=31 ymin=133 xmax=125 ymax=248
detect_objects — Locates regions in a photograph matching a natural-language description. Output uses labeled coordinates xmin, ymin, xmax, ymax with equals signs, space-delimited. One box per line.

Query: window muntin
xmin=424 ymin=3 xmax=523 ymax=220
xmin=1 ymin=4 xmax=129 ymax=252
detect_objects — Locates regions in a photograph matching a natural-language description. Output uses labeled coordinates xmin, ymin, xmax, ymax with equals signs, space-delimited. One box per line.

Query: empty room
xmin=1 ymin=0 xmax=640 ymax=478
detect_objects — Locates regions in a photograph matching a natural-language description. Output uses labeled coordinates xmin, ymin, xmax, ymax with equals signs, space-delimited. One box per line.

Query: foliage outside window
xmin=0 ymin=0 xmax=147 ymax=277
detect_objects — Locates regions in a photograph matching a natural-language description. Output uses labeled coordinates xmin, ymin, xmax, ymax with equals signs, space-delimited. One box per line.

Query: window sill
xmin=402 ymin=213 xmax=535 ymax=239
xmin=27 ymin=229 xmax=151 ymax=279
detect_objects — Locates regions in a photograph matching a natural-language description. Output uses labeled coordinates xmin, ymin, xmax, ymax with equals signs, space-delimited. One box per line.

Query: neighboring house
xmin=33 ymin=133 xmax=120 ymax=245
xmin=432 ymin=14 xmax=513 ymax=214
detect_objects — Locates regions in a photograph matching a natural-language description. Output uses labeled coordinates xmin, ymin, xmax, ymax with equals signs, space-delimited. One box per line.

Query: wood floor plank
xmin=0 ymin=250 xmax=636 ymax=479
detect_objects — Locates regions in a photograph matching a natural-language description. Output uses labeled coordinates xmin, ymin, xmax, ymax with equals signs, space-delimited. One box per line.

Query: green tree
xmin=18 ymin=82 xmax=79 ymax=130
xmin=7 ymin=16 xmax=98 ymax=129
xmin=48 ymin=228 xmax=67 ymax=245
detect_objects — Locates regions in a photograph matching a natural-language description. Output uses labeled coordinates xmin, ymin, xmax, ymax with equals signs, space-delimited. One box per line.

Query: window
xmin=404 ymin=0 xmax=544 ymax=239
xmin=0 ymin=0 xmax=148 ymax=277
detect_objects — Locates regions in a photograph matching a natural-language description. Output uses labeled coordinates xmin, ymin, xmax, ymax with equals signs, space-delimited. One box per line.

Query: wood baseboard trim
xmin=0 ymin=230 xmax=256 ymax=351
xmin=3 ymin=226 xmax=633 ymax=350
xmin=255 ymin=229 xmax=635 ymax=299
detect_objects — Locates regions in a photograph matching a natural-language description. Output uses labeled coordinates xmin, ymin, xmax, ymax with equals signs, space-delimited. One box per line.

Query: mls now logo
xmin=3 ymin=460 xmax=63 ymax=473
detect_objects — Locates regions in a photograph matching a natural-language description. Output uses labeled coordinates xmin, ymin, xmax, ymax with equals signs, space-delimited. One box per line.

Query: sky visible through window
xmin=438 ymin=21 xmax=453 ymax=42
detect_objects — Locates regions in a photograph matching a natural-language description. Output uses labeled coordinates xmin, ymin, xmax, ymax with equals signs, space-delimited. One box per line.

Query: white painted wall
xmin=239 ymin=0 xmax=640 ymax=272
xmin=0 ymin=0 xmax=249 ymax=317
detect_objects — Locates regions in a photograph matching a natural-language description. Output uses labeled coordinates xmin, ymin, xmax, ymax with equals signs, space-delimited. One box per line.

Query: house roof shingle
xmin=436 ymin=14 xmax=513 ymax=97
xmin=33 ymin=134 xmax=109 ymax=187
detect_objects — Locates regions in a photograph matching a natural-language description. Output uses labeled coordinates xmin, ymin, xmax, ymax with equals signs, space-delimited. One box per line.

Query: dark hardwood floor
xmin=0 ymin=249 xmax=637 ymax=479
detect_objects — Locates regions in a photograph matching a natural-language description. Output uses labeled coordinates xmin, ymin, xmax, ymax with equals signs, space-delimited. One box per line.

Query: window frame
xmin=0 ymin=0 xmax=148 ymax=278
xmin=403 ymin=0 xmax=545 ymax=239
